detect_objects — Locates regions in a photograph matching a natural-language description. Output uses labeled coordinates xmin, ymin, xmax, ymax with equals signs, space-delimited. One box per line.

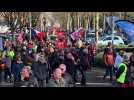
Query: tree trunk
xmin=77 ymin=14 xmax=80 ymax=29
xmin=103 ymin=13 xmax=106 ymax=33
xmin=95 ymin=12 xmax=99 ymax=48
xmin=119 ymin=12 xmax=122 ymax=19
xmin=93 ymin=13 xmax=96 ymax=31
xmin=124 ymin=12 xmax=127 ymax=20
xmin=29 ymin=12 xmax=32 ymax=40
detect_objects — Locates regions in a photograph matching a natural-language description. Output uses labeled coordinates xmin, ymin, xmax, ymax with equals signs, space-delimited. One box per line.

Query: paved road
xmin=75 ymin=67 xmax=117 ymax=87
xmin=0 ymin=67 xmax=117 ymax=87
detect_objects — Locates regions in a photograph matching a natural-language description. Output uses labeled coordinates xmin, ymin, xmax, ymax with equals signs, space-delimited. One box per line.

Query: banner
xmin=70 ymin=27 xmax=84 ymax=40
xmin=34 ymin=29 xmax=45 ymax=42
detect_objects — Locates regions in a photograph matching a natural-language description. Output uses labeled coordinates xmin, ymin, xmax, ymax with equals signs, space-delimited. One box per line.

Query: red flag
xmin=37 ymin=32 xmax=45 ymax=42
xmin=56 ymin=31 xmax=65 ymax=38
xmin=56 ymin=40 xmax=66 ymax=49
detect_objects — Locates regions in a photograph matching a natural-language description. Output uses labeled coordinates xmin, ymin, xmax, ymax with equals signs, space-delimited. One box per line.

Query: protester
xmin=59 ymin=64 xmax=73 ymax=87
xmin=64 ymin=52 xmax=76 ymax=85
xmin=129 ymin=51 xmax=134 ymax=87
xmin=78 ymin=48 xmax=90 ymax=86
xmin=47 ymin=68 xmax=66 ymax=87
xmin=12 ymin=56 xmax=24 ymax=82
xmin=116 ymin=55 xmax=129 ymax=87
xmin=32 ymin=53 xmax=48 ymax=87
xmin=74 ymin=40 xmax=88 ymax=86
xmin=88 ymin=43 xmax=96 ymax=68
xmin=103 ymin=44 xmax=115 ymax=81
xmin=114 ymin=50 xmax=124 ymax=73
xmin=2 ymin=54 xmax=12 ymax=82
xmin=0 ymin=58 xmax=6 ymax=82
xmin=15 ymin=66 xmax=38 ymax=87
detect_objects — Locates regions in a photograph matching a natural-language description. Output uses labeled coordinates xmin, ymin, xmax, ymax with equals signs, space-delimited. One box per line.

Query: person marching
xmin=116 ymin=55 xmax=129 ymax=87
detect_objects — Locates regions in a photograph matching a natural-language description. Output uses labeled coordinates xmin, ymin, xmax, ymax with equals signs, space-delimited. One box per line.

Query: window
xmin=114 ymin=37 xmax=119 ymax=40
xmin=104 ymin=37 xmax=112 ymax=41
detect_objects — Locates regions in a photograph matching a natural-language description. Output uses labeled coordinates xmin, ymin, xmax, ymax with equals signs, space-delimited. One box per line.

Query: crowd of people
xmin=0 ymin=30 xmax=97 ymax=87
xmin=0 ymin=27 xmax=134 ymax=87
xmin=102 ymin=42 xmax=134 ymax=87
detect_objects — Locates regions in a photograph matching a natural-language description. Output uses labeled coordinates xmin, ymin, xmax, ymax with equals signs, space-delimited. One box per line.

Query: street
xmin=75 ymin=67 xmax=116 ymax=87
xmin=0 ymin=67 xmax=116 ymax=87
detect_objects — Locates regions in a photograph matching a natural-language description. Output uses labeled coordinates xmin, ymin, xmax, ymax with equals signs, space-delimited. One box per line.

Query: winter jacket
xmin=48 ymin=52 xmax=61 ymax=71
xmin=63 ymin=72 xmax=73 ymax=86
xmin=12 ymin=62 xmax=24 ymax=78
xmin=80 ymin=53 xmax=90 ymax=70
xmin=32 ymin=62 xmax=48 ymax=81
xmin=2 ymin=57 xmax=11 ymax=69
xmin=64 ymin=57 xmax=75 ymax=75
xmin=47 ymin=77 xmax=66 ymax=87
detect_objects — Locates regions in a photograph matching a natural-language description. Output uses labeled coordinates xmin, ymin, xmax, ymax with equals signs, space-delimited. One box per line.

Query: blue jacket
xmin=12 ymin=62 xmax=24 ymax=77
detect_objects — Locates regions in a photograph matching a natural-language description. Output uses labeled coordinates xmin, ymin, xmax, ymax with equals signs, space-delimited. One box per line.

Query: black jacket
xmin=48 ymin=52 xmax=61 ymax=71
xmin=32 ymin=62 xmax=48 ymax=81
xmin=64 ymin=57 xmax=75 ymax=75
xmin=80 ymin=53 xmax=90 ymax=70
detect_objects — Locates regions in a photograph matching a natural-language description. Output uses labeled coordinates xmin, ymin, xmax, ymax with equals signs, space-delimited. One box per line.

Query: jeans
xmin=38 ymin=79 xmax=46 ymax=87
xmin=103 ymin=65 xmax=113 ymax=81
xmin=91 ymin=56 xmax=95 ymax=67
xmin=5 ymin=68 xmax=12 ymax=80
xmin=14 ymin=74 xmax=21 ymax=82
xmin=0 ymin=70 xmax=5 ymax=82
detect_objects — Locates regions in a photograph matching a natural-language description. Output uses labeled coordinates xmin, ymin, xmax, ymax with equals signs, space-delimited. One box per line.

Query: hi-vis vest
xmin=116 ymin=63 xmax=127 ymax=84
xmin=33 ymin=45 xmax=37 ymax=53
xmin=6 ymin=51 xmax=15 ymax=60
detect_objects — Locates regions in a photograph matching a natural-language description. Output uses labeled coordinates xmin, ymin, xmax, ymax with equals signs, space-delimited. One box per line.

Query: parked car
xmin=128 ymin=41 xmax=134 ymax=47
xmin=98 ymin=35 xmax=124 ymax=46
xmin=85 ymin=33 xmax=96 ymax=43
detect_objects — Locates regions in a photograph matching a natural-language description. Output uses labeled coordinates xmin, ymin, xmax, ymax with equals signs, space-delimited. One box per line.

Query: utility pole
xmin=124 ymin=12 xmax=127 ymax=20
